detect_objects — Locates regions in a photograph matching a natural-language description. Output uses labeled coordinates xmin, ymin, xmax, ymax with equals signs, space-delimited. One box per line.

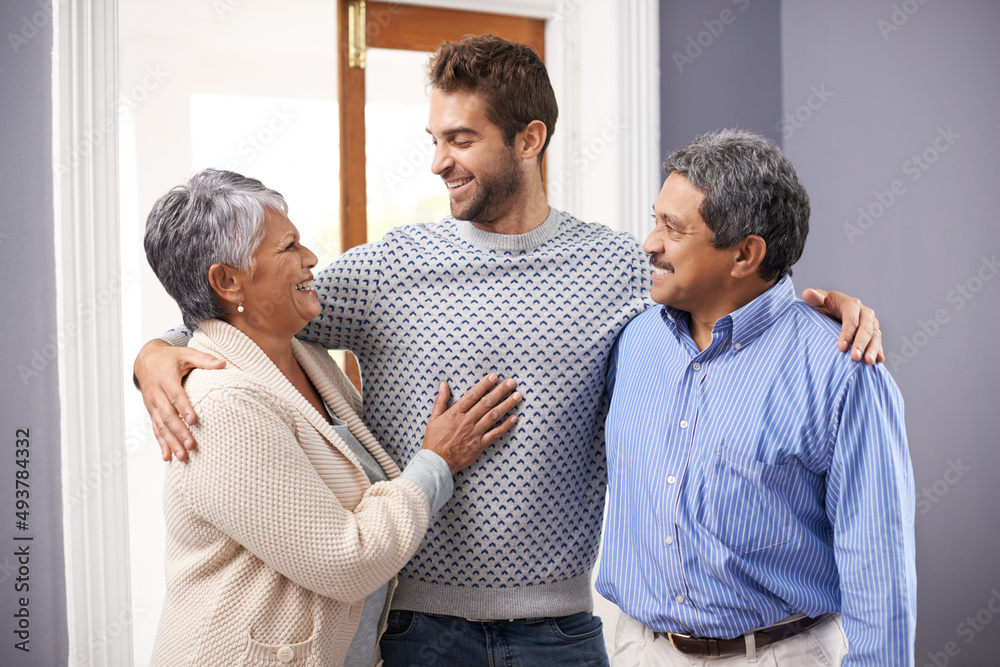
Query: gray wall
xmin=659 ymin=0 xmax=782 ymax=156
xmin=661 ymin=0 xmax=1000 ymax=664
xmin=784 ymin=2 xmax=1000 ymax=664
xmin=0 ymin=0 xmax=69 ymax=665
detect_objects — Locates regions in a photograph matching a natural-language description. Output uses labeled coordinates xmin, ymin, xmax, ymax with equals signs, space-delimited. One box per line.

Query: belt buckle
xmin=666 ymin=631 xmax=691 ymax=650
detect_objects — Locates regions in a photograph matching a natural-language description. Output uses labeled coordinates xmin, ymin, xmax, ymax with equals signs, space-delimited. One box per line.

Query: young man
xmin=135 ymin=37 xmax=883 ymax=666
xmin=598 ymin=131 xmax=915 ymax=666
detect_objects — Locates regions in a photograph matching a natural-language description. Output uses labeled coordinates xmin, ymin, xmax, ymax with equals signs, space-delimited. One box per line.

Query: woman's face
xmin=238 ymin=208 xmax=321 ymax=338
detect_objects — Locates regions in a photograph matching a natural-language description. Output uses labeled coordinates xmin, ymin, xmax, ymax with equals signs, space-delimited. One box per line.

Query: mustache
xmin=649 ymin=253 xmax=674 ymax=272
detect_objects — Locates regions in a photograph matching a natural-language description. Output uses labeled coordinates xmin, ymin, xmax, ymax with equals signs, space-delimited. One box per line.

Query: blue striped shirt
xmin=596 ymin=275 xmax=916 ymax=666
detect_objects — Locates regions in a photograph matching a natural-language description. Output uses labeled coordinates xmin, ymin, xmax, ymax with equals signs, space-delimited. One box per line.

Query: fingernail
xmin=184 ymin=413 xmax=195 ymax=425
xmin=867 ymin=352 xmax=876 ymax=363
xmin=513 ymin=392 xmax=522 ymax=401
xmin=488 ymin=374 xmax=498 ymax=382
xmin=506 ymin=379 xmax=516 ymax=388
xmin=510 ymin=415 xmax=518 ymax=423
xmin=184 ymin=438 xmax=193 ymax=449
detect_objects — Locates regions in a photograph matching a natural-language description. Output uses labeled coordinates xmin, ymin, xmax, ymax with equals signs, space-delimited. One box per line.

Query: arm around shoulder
xmin=134 ymin=335 xmax=225 ymax=461
xmin=296 ymin=242 xmax=387 ymax=350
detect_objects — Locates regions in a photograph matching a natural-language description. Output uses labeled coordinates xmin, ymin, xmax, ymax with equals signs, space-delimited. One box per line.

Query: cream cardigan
xmin=151 ymin=319 xmax=432 ymax=667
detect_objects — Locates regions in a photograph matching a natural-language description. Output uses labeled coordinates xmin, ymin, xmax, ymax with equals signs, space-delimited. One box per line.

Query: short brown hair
xmin=427 ymin=34 xmax=558 ymax=161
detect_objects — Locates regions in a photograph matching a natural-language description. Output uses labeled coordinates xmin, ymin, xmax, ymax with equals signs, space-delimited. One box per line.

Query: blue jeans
xmin=379 ymin=610 xmax=610 ymax=667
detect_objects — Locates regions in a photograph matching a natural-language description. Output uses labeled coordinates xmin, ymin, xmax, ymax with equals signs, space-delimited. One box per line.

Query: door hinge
xmin=348 ymin=0 xmax=367 ymax=69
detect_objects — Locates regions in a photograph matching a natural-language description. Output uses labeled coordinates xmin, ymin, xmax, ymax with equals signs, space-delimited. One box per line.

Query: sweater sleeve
xmin=625 ymin=231 xmax=653 ymax=307
xmin=175 ymin=385 xmax=431 ymax=602
xmin=296 ymin=240 xmax=386 ymax=353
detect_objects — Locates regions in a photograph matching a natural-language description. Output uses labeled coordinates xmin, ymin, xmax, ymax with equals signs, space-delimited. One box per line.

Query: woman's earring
xmin=237 ymin=296 xmax=244 ymax=313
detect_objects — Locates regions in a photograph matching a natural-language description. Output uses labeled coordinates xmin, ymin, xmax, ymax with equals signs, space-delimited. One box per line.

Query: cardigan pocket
xmin=243 ymin=630 xmax=317 ymax=666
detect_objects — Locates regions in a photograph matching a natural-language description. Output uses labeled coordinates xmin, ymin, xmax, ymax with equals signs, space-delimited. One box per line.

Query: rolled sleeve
xmin=399 ymin=449 xmax=454 ymax=516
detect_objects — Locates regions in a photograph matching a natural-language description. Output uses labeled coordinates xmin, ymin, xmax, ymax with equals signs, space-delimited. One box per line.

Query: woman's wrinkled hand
xmin=421 ymin=374 xmax=523 ymax=474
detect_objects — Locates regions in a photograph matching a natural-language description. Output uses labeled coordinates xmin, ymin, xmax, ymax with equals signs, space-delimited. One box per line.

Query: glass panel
xmin=365 ymin=47 xmax=450 ymax=243
xmin=190 ymin=94 xmax=342 ymax=267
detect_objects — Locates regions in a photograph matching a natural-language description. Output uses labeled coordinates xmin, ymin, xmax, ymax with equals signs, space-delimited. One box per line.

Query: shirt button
xmin=675 ymin=595 xmax=685 ymax=604
xmin=667 ymin=475 xmax=676 ymax=484
xmin=734 ymin=342 xmax=742 ymax=350
xmin=665 ymin=536 xmax=674 ymax=544
xmin=679 ymin=420 xmax=688 ymax=428
xmin=692 ymin=362 xmax=701 ymax=371
xmin=276 ymin=646 xmax=294 ymax=663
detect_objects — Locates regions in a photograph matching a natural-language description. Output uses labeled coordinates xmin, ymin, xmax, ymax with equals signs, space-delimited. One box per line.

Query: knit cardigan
xmin=150 ymin=319 xmax=433 ymax=667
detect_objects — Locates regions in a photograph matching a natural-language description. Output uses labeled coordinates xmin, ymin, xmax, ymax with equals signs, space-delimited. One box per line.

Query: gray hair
xmin=662 ymin=130 xmax=809 ymax=282
xmin=143 ymin=169 xmax=288 ymax=330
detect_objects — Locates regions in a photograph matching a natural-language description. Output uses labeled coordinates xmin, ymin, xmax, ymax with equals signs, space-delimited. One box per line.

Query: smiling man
xmin=429 ymin=88 xmax=538 ymax=230
xmin=597 ymin=131 xmax=916 ymax=666
xmin=134 ymin=37 xmax=885 ymax=667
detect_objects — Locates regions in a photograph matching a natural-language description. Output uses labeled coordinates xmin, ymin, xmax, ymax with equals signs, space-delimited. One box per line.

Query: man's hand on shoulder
xmin=134 ymin=339 xmax=226 ymax=461
xmin=802 ymin=288 xmax=884 ymax=365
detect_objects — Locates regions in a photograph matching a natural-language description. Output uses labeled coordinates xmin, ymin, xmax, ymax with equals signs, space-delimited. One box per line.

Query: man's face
xmin=644 ymin=173 xmax=735 ymax=310
xmin=427 ymin=88 xmax=524 ymax=224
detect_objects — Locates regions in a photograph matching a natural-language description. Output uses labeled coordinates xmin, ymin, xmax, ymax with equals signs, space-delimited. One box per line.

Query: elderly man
xmin=135 ymin=38 xmax=884 ymax=667
xmin=597 ymin=130 xmax=915 ymax=666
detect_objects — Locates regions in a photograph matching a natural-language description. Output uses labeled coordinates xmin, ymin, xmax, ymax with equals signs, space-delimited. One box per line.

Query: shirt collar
xmin=658 ymin=274 xmax=797 ymax=353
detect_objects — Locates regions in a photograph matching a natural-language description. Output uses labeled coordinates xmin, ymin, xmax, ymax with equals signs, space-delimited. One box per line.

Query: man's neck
xmin=470 ymin=183 xmax=550 ymax=236
xmin=687 ymin=279 xmax=776 ymax=351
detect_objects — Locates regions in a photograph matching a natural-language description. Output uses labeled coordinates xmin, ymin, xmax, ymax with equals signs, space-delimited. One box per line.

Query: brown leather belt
xmin=656 ymin=614 xmax=829 ymax=657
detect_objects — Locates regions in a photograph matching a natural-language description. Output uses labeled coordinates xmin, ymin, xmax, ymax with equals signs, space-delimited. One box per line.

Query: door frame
xmin=57 ymin=1 xmax=658 ymax=664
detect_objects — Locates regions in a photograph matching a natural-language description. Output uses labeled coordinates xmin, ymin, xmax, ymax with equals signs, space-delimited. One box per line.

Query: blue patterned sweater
xmin=172 ymin=208 xmax=652 ymax=619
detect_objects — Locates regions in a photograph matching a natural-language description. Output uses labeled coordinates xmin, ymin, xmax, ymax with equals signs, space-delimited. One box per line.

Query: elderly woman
xmin=144 ymin=169 xmax=521 ymax=666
